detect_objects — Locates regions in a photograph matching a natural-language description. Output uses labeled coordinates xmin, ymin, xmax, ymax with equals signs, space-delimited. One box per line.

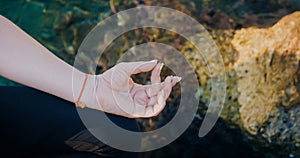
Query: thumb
xmin=118 ymin=60 xmax=158 ymax=75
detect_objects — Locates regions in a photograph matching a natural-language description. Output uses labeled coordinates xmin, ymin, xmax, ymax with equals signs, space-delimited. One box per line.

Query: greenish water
xmin=0 ymin=0 xmax=298 ymax=86
xmin=0 ymin=0 xmax=110 ymax=85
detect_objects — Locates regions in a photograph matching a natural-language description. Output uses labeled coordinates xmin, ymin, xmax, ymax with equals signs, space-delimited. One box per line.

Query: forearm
xmin=0 ymin=15 xmax=95 ymax=105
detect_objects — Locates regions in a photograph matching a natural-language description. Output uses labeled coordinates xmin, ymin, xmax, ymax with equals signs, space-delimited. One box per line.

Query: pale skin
xmin=0 ymin=15 xmax=181 ymax=118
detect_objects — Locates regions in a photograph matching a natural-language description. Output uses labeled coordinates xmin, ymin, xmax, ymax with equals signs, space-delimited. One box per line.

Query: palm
xmin=96 ymin=61 xmax=180 ymax=118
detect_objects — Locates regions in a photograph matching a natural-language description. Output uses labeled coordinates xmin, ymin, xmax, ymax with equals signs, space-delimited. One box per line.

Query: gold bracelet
xmin=75 ymin=74 xmax=88 ymax=108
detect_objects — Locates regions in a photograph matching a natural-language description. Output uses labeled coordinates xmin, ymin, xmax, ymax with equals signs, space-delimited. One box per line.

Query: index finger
xmin=146 ymin=63 xmax=163 ymax=97
xmin=151 ymin=63 xmax=163 ymax=84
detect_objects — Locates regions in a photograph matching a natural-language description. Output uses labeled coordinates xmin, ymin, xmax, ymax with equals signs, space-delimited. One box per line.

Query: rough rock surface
xmin=232 ymin=11 xmax=300 ymax=135
xmin=187 ymin=11 xmax=300 ymax=156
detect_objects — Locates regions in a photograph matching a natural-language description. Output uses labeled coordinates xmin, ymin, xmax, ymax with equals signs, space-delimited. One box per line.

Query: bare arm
xmin=0 ymin=15 xmax=180 ymax=118
xmin=0 ymin=15 xmax=94 ymax=104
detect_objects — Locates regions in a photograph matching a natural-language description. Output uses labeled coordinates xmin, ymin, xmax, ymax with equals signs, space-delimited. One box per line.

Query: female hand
xmin=0 ymin=15 xmax=179 ymax=118
xmin=83 ymin=60 xmax=181 ymax=118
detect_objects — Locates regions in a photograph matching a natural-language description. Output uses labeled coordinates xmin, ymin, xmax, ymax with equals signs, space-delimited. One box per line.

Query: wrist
xmin=79 ymin=73 xmax=98 ymax=109
xmin=72 ymin=69 xmax=98 ymax=109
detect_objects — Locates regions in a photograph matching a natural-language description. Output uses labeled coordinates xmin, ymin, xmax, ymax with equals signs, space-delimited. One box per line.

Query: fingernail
xmin=159 ymin=63 xmax=164 ymax=70
xmin=173 ymin=76 xmax=181 ymax=82
xmin=178 ymin=77 xmax=182 ymax=82
xmin=150 ymin=59 xmax=158 ymax=63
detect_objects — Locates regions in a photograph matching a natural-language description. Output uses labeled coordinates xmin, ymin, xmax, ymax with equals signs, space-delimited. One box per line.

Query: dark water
xmin=0 ymin=0 xmax=299 ymax=157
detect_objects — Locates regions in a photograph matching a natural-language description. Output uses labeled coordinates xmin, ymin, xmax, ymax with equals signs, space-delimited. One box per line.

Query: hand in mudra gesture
xmin=90 ymin=60 xmax=181 ymax=118
xmin=0 ymin=15 xmax=180 ymax=119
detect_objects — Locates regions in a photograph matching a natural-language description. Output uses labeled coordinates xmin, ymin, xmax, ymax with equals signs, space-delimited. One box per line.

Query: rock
xmin=232 ymin=11 xmax=300 ymax=135
xmin=187 ymin=11 xmax=300 ymax=156
xmin=230 ymin=11 xmax=300 ymax=156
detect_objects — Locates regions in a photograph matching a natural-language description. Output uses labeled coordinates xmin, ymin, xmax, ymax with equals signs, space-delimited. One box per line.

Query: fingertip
xmin=163 ymin=77 xmax=173 ymax=100
xmin=130 ymin=60 xmax=158 ymax=74
xmin=151 ymin=62 xmax=163 ymax=84
xmin=149 ymin=59 xmax=158 ymax=63
xmin=155 ymin=62 xmax=163 ymax=74
xmin=159 ymin=63 xmax=164 ymax=71
xmin=165 ymin=75 xmax=172 ymax=82
xmin=148 ymin=60 xmax=158 ymax=69
xmin=144 ymin=60 xmax=158 ymax=70
xmin=177 ymin=76 xmax=182 ymax=82
xmin=171 ymin=76 xmax=182 ymax=86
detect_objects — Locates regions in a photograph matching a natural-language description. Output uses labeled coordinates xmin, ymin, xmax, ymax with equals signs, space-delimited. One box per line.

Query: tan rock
xmin=231 ymin=11 xmax=300 ymax=134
